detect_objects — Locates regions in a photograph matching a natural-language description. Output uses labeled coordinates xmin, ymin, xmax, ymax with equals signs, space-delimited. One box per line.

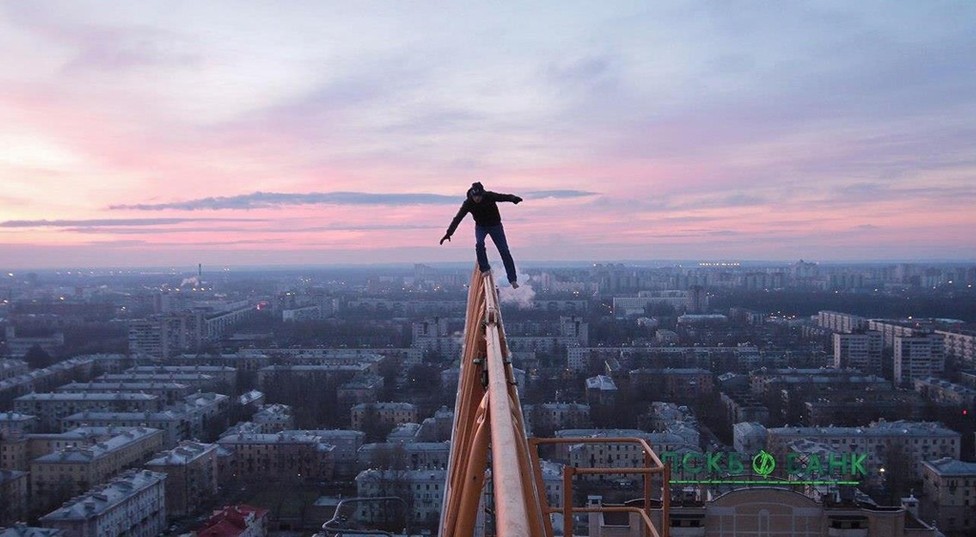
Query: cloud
xmin=525 ymin=190 xmax=598 ymax=199
xmin=109 ymin=190 xmax=596 ymax=211
xmin=109 ymin=191 xmax=460 ymax=211
xmin=66 ymin=223 xmax=439 ymax=235
xmin=0 ymin=217 xmax=259 ymax=228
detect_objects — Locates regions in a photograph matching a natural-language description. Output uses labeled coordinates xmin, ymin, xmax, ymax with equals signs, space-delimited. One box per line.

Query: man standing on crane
xmin=440 ymin=181 xmax=522 ymax=289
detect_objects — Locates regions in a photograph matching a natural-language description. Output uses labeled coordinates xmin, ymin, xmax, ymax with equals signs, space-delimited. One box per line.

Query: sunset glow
xmin=1 ymin=2 xmax=974 ymax=268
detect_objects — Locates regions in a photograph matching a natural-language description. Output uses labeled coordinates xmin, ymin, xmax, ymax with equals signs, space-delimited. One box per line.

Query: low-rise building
xmin=0 ymin=526 xmax=64 ymax=537
xmin=936 ymin=328 xmax=976 ymax=368
xmin=350 ymin=403 xmax=419 ymax=431
xmin=257 ymin=364 xmax=370 ymax=390
xmin=95 ymin=372 xmax=218 ymax=392
xmin=355 ymin=468 xmax=446 ymax=527
xmin=30 ymin=427 xmax=164 ymax=511
xmin=584 ymin=375 xmax=617 ymax=405
xmin=767 ymin=421 xmax=960 ymax=478
xmin=357 ymin=442 xmax=450 ymax=471
xmin=0 ymin=412 xmax=37 ymax=438
xmin=913 ymin=377 xmax=976 ymax=408
xmin=196 ymin=504 xmax=269 ymax=537
xmin=732 ymin=422 xmax=768 ymax=454
xmin=123 ymin=366 xmax=237 ymax=390
xmin=0 ymin=359 xmax=29 ymax=381
xmin=251 ymin=404 xmax=294 ymax=433
xmin=337 ymin=375 xmax=384 ymax=407
xmin=595 ymin=487 xmax=937 ymax=537
xmin=13 ymin=393 xmax=162 ymax=432
xmin=216 ymin=431 xmax=335 ymax=482
xmin=523 ymin=403 xmax=590 ymax=436
xmin=39 ymin=469 xmax=166 ymax=537
xmin=921 ymin=457 xmax=976 ymax=535
xmin=181 ymin=393 xmax=231 ymax=440
xmin=61 ymin=411 xmax=191 ymax=449
xmin=55 ymin=382 xmax=192 ymax=406
xmin=302 ymin=429 xmax=364 ymax=478
xmin=145 ymin=442 xmax=218 ymax=518
xmin=0 ymin=469 xmax=29 ymax=524
xmin=628 ymin=368 xmax=714 ymax=400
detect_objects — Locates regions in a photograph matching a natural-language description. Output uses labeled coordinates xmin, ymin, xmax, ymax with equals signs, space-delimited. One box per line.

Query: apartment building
xmin=817 ymin=310 xmax=869 ymax=333
xmin=936 ymin=329 xmax=976 ymax=368
xmin=251 ymin=404 xmax=295 ymax=433
xmin=598 ymin=487 xmax=936 ymax=537
xmin=303 ymin=429 xmax=364 ymax=478
xmin=0 ymin=359 xmax=29 ymax=380
xmin=921 ymin=457 xmax=976 ymax=535
xmin=355 ymin=468 xmax=446 ymax=527
xmin=145 ymin=442 xmax=218 ymax=518
xmin=55 ymin=382 xmax=192 ymax=406
xmin=522 ymin=402 xmax=591 ymax=435
xmin=0 ymin=527 xmax=63 ymax=537
xmin=337 ymin=375 xmax=384 ymax=407
xmin=357 ymin=442 xmax=450 ymax=471
xmin=868 ymin=320 xmax=929 ymax=350
xmin=94 ymin=373 xmax=218 ymax=392
xmin=61 ymin=411 xmax=190 ymax=449
xmin=0 ymin=412 xmax=37 ymax=439
xmin=913 ymin=377 xmax=976 ymax=408
xmin=4 ymin=428 xmax=126 ymax=472
xmin=123 ymin=366 xmax=236 ymax=389
xmin=894 ymin=334 xmax=945 ymax=386
xmin=13 ymin=393 xmax=162 ymax=432
xmin=39 ymin=469 xmax=166 ymax=537
xmin=834 ymin=331 xmax=883 ymax=374
xmin=628 ymin=368 xmax=715 ymax=400
xmin=767 ymin=421 xmax=960 ymax=477
xmin=30 ymin=427 xmax=164 ymax=510
xmin=0 ymin=469 xmax=28 ymax=525
xmin=257 ymin=364 xmax=370 ymax=391
xmin=585 ymin=375 xmax=617 ymax=405
xmin=350 ymin=403 xmax=419 ymax=431
xmin=216 ymin=431 xmax=336 ymax=482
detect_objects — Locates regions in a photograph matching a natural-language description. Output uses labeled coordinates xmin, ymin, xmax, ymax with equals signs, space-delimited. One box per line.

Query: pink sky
xmin=1 ymin=2 xmax=975 ymax=269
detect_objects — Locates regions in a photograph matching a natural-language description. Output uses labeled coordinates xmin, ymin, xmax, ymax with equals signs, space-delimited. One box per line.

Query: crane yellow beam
xmin=439 ymin=267 xmax=669 ymax=537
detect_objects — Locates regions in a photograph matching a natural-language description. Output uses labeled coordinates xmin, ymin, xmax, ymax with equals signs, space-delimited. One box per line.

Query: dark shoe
xmin=510 ymin=281 xmax=519 ymax=289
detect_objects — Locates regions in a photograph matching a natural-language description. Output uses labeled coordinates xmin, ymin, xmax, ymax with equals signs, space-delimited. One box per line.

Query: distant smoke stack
xmin=198 ymin=263 xmax=202 ymax=279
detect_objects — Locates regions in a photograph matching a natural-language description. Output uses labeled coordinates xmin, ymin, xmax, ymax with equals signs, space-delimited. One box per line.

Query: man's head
xmin=468 ymin=182 xmax=485 ymax=202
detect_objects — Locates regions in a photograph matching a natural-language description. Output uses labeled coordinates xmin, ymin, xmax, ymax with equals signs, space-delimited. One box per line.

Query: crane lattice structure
xmin=438 ymin=268 xmax=670 ymax=537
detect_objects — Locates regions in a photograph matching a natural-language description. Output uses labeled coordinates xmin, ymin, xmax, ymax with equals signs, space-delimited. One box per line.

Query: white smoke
xmin=498 ymin=274 xmax=535 ymax=309
xmin=180 ymin=276 xmax=199 ymax=287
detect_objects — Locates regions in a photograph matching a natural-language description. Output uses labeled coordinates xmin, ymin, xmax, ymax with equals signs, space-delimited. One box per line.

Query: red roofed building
xmin=197 ymin=505 xmax=268 ymax=537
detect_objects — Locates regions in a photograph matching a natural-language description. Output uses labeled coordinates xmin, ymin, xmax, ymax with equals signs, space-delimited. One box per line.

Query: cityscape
xmin=3 ymin=2 xmax=976 ymax=537
xmin=0 ymin=260 xmax=975 ymax=536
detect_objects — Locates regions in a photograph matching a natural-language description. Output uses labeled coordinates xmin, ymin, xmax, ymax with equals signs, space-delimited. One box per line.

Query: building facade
xmin=920 ymin=457 xmax=976 ymax=535
xmin=145 ymin=442 xmax=218 ymax=518
xmin=39 ymin=470 xmax=166 ymax=537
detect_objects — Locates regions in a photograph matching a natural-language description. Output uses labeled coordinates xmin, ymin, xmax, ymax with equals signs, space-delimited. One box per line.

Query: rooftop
xmin=923 ymin=457 xmax=976 ymax=476
xmin=39 ymin=470 xmax=166 ymax=521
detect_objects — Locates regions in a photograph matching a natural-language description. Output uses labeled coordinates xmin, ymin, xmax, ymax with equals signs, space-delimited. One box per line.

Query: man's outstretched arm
xmin=491 ymin=192 xmax=522 ymax=204
xmin=440 ymin=203 xmax=469 ymax=244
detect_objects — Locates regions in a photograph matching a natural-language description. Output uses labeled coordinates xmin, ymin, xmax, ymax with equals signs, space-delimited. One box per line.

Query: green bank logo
xmin=661 ymin=450 xmax=868 ymax=486
xmin=752 ymin=450 xmax=775 ymax=477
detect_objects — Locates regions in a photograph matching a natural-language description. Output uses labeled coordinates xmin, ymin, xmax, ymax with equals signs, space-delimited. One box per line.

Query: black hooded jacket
xmin=444 ymin=188 xmax=520 ymax=238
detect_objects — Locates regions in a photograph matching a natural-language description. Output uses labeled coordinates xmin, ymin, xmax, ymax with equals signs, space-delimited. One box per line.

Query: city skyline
xmin=2 ymin=2 xmax=975 ymax=269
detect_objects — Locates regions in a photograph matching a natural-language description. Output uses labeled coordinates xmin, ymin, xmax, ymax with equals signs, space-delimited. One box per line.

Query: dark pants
xmin=475 ymin=224 xmax=518 ymax=284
